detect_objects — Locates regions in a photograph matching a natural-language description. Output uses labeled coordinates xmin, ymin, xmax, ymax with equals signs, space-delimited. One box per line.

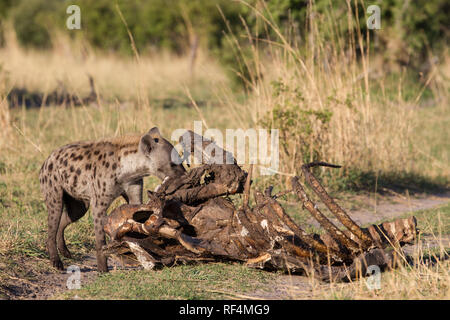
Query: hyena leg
xmin=45 ymin=187 xmax=64 ymax=270
xmin=90 ymin=200 xmax=110 ymax=273
xmin=123 ymin=179 xmax=143 ymax=205
xmin=57 ymin=192 xmax=88 ymax=258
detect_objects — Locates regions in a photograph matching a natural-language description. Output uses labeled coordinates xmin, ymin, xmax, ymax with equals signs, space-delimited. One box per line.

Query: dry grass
xmin=0 ymin=29 xmax=228 ymax=105
xmin=293 ymin=260 xmax=450 ymax=300
xmin=291 ymin=242 xmax=449 ymax=300
xmin=0 ymin=27 xmax=232 ymax=166
xmin=0 ymin=0 xmax=448 ymax=300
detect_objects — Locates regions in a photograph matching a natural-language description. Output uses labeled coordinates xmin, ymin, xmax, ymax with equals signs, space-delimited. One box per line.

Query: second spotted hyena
xmin=39 ymin=127 xmax=185 ymax=272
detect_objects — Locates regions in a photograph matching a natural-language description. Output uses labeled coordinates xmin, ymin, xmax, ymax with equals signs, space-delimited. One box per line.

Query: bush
xmin=11 ymin=0 xmax=61 ymax=49
xmin=67 ymin=0 xmax=246 ymax=55
xmin=260 ymin=79 xmax=333 ymax=165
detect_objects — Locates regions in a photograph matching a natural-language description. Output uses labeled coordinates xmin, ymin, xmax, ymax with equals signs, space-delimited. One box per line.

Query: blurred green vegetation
xmin=0 ymin=0 xmax=447 ymax=69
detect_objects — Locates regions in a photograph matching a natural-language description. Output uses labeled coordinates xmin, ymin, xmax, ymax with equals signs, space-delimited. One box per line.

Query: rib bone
xmin=301 ymin=162 xmax=374 ymax=249
xmin=291 ymin=176 xmax=361 ymax=256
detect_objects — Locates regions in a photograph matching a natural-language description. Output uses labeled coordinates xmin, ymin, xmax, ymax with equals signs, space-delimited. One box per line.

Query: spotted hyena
xmin=39 ymin=127 xmax=185 ymax=272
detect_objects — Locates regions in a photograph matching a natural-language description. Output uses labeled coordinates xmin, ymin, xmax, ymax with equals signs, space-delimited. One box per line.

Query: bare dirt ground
xmin=2 ymin=192 xmax=449 ymax=300
xmin=0 ymin=253 xmax=138 ymax=300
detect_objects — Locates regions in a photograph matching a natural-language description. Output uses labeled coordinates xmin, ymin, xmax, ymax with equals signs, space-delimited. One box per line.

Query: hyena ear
xmin=139 ymin=127 xmax=162 ymax=155
xmin=148 ymin=127 xmax=161 ymax=139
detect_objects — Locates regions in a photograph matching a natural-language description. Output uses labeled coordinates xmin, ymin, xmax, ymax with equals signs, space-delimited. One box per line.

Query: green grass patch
xmin=58 ymin=262 xmax=276 ymax=300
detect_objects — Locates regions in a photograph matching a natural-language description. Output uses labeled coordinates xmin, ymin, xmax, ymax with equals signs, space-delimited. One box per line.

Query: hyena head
xmin=139 ymin=127 xmax=186 ymax=180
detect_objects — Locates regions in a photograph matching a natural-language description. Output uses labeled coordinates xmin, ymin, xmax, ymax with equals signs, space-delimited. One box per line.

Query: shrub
xmin=260 ymin=79 xmax=333 ymax=165
xmin=11 ymin=0 xmax=61 ymax=49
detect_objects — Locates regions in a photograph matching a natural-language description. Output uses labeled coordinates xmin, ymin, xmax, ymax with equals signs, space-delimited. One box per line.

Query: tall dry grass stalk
xmin=0 ymin=96 xmax=11 ymax=146
xmin=0 ymin=78 xmax=11 ymax=146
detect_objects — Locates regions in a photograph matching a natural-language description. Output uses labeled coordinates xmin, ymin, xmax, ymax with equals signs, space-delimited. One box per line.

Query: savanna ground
xmin=0 ymin=1 xmax=449 ymax=300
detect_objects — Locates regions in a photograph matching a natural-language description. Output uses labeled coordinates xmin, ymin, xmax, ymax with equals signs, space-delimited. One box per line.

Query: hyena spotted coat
xmin=39 ymin=127 xmax=185 ymax=272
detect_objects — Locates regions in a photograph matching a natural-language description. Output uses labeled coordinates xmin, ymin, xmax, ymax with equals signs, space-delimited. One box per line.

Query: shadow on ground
xmin=325 ymin=168 xmax=449 ymax=195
